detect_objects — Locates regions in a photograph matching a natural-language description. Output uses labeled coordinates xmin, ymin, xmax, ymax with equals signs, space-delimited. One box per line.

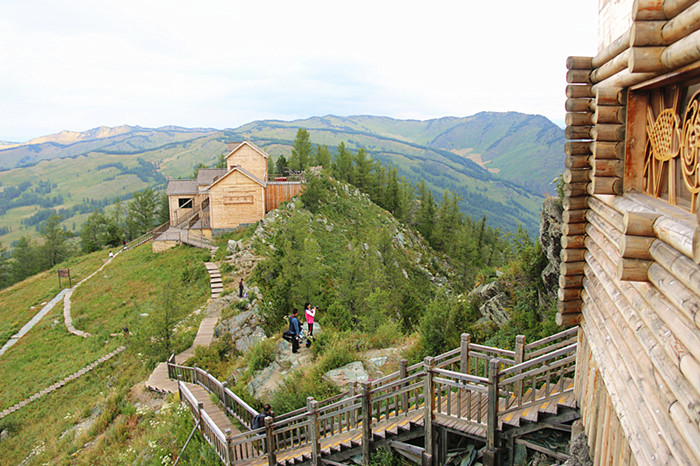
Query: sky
xmin=0 ymin=0 xmax=598 ymax=142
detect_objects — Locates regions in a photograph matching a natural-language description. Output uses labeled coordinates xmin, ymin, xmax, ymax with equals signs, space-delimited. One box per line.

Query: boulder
xmin=227 ymin=239 xmax=243 ymax=253
xmin=323 ymin=361 xmax=369 ymax=388
xmin=467 ymin=281 xmax=510 ymax=326
xmin=215 ymin=310 xmax=267 ymax=352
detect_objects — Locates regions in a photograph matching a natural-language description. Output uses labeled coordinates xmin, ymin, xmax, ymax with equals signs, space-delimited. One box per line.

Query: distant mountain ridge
xmin=0 ymin=113 xmax=564 ymax=246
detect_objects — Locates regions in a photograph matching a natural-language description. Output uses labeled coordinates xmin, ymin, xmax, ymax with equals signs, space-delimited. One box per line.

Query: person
xmin=109 ymin=251 xmax=114 ymax=259
xmin=252 ymin=403 xmax=274 ymax=430
xmin=239 ymin=278 xmax=245 ymax=298
xmin=123 ymin=325 xmax=129 ymax=337
xmin=304 ymin=303 xmax=316 ymax=338
xmin=288 ymin=309 xmax=301 ymax=353
xmin=122 ymin=239 xmax=127 ymax=248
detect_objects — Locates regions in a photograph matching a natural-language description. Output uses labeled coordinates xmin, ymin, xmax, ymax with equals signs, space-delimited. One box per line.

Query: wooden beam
xmin=566 ymin=56 xmax=593 ymax=70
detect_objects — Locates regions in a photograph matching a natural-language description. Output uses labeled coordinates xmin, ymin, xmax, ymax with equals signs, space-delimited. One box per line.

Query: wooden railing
xmin=172 ymin=328 xmax=580 ymax=465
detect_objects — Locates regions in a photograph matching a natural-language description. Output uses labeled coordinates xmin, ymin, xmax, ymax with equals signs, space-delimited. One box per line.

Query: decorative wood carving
xmin=643 ymin=85 xmax=700 ymax=212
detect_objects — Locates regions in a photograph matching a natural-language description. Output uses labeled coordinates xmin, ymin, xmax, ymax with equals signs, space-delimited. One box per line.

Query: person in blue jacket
xmin=288 ymin=309 xmax=302 ymax=353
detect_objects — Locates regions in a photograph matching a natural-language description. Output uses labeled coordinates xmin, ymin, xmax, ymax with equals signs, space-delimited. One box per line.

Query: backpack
xmin=252 ymin=412 xmax=266 ymax=430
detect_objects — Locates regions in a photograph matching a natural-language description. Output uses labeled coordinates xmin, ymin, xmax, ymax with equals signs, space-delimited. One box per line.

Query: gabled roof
xmin=206 ymin=165 xmax=267 ymax=190
xmin=225 ymin=140 xmax=268 ymax=160
xmin=197 ymin=168 xmax=227 ymax=186
xmin=166 ymin=179 xmax=198 ymax=196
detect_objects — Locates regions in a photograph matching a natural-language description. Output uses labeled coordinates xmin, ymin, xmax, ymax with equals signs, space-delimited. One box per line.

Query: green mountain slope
xmin=0 ymin=113 xmax=563 ymax=246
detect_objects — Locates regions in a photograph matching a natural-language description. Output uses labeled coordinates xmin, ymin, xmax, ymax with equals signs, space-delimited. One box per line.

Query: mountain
xmin=0 ymin=113 xmax=564 ymax=246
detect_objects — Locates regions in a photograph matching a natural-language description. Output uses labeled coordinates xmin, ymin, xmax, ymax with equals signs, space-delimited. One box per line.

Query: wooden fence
xmin=172 ymin=327 xmax=579 ymax=465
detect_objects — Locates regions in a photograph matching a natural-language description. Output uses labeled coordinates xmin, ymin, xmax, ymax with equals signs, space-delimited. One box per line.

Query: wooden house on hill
xmin=154 ymin=141 xmax=302 ymax=252
xmin=561 ymin=0 xmax=700 ymax=464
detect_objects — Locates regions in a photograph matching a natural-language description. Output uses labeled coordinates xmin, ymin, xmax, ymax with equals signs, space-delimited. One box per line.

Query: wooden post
xmin=350 ymin=382 xmax=358 ymax=427
xmin=485 ymin=359 xmax=500 ymax=466
xmin=399 ymin=359 xmax=409 ymax=414
xmin=197 ymin=402 xmax=204 ymax=426
xmin=514 ymin=335 xmax=526 ymax=399
xmin=225 ymin=428 xmax=232 ymax=465
xmin=361 ymin=381 xmax=372 ymax=466
xmin=265 ymin=416 xmax=276 ymax=466
xmin=460 ymin=333 xmax=471 ymax=375
xmin=423 ymin=357 xmax=435 ymax=466
xmin=307 ymin=397 xmax=321 ymax=466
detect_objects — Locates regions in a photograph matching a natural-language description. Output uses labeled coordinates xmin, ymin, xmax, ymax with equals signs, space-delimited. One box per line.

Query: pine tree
xmin=332 ymin=142 xmax=354 ymax=183
xmin=40 ymin=214 xmax=71 ymax=268
xmin=315 ymin=144 xmax=331 ymax=169
xmin=289 ymin=128 xmax=312 ymax=172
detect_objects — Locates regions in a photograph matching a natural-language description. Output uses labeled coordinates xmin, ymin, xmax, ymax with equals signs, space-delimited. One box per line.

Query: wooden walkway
xmin=186 ymin=382 xmax=236 ymax=434
xmin=205 ymin=262 xmax=223 ymax=298
xmin=145 ymin=312 xmax=221 ymax=394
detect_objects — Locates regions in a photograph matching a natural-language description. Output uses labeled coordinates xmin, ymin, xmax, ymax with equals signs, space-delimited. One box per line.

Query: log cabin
xmin=153 ymin=141 xmax=303 ymax=252
xmin=561 ymin=0 xmax=700 ymax=463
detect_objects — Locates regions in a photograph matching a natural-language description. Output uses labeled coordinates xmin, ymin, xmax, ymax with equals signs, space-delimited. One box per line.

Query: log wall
xmin=564 ymin=1 xmax=700 ymax=464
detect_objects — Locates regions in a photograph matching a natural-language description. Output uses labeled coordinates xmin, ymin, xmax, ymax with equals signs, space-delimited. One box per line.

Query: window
xmin=178 ymin=197 xmax=193 ymax=208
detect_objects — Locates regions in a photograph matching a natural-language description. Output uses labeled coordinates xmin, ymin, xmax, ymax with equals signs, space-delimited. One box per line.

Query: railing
xmin=171 ymin=328 xmax=580 ymax=465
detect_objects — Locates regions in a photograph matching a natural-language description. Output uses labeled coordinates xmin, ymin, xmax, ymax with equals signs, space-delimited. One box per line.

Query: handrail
xmin=172 ymin=328 xmax=580 ymax=465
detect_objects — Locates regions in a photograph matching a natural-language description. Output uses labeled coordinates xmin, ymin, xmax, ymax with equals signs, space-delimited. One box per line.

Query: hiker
xmin=122 ymin=239 xmax=127 ymax=248
xmin=288 ymin=309 xmax=302 ymax=353
xmin=123 ymin=325 xmax=129 ymax=337
xmin=304 ymin=303 xmax=316 ymax=344
xmin=109 ymin=251 xmax=114 ymax=259
xmin=239 ymin=278 xmax=245 ymax=298
xmin=252 ymin=403 xmax=274 ymax=430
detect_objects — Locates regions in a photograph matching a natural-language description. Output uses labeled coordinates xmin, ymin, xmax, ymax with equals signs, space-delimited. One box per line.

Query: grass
xmin=0 ymin=241 xmax=212 ymax=463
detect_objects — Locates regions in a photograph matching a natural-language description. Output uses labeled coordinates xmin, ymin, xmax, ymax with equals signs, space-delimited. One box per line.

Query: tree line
xmin=0 ymin=188 xmax=169 ymax=290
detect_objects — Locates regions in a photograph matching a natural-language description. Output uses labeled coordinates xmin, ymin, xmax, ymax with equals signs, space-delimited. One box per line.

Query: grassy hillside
xmin=0 ymin=243 xmax=212 ymax=464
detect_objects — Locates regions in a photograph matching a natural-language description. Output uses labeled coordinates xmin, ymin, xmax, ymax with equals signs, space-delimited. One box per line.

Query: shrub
xmin=247 ymin=338 xmax=276 ymax=372
xmin=269 ymin=368 xmax=338 ymax=414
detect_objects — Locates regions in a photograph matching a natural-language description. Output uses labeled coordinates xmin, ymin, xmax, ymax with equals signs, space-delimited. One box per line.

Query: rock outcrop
xmin=539 ymin=196 xmax=563 ymax=295
xmin=467 ymin=281 xmax=510 ymax=326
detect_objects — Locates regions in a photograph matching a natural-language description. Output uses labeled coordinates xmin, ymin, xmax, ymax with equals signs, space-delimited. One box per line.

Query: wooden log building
xmin=155 ymin=141 xmax=302 ymax=251
xmin=561 ymin=0 xmax=700 ymax=463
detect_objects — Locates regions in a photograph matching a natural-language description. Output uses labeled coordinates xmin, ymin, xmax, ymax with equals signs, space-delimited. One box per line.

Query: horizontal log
xmin=558 ymin=286 xmax=582 ymax=301
xmin=662 ymin=2 xmax=700 ymax=44
xmin=564 ymin=168 xmax=591 ymax=184
xmin=592 ymin=68 xmax=657 ymax=94
xmin=630 ymin=20 xmax=666 ymax=46
xmin=590 ymin=49 xmax=631 ymax=84
xmin=634 ymin=0 xmax=696 ymax=21
xmin=561 ymin=261 xmax=585 ymax=276
xmin=620 ymin=234 xmax=655 ymax=259
xmin=561 ymin=235 xmax=586 ymax=249
xmin=559 ymin=273 xmax=584 ymax=289
xmin=566 ymin=112 xmax=594 ymax=126
xmin=592 ymin=124 xmax=626 ymax=142
xmin=618 ymin=257 xmax=653 ymax=281
xmin=594 ymin=106 xmax=627 ymax=125
xmin=589 ymin=196 xmax=625 ymax=232
xmin=593 ymin=158 xmax=624 ymax=178
xmin=561 ymin=248 xmax=586 ymax=262
xmin=589 ymin=177 xmax=622 ymax=195
xmin=563 ymin=209 xmax=587 ymax=224
xmin=565 ymin=141 xmax=592 ymax=156
xmin=564 ymin=222 xmax=587 ymax=236
xmin=647 ymin=261 xmax=700 ymax=327
xmin=558 ymin=299 xmax=583 ymax=314
xmin=662 ymin=28 xmax=700 ymax=70
xmin=623 ymin=210 xmax=659 ymax=236
xmin=563 ymin=196 xmax=589 ymax=211
xmin=586 ymin=212 xmax=623 ymax=259
xmin=565 ymin=181 xmax=589 ymax=197
xmin=695 ymin=226 xmax=700 ymax=264
xmin=566 ymin=56 xmax=593 ymax=70
xmin=566 ymin=84 xmax=595 ymax=98
xmin=654 ymin=215 xmax=694 ymax=259
xmin=565 ymin=98 xmax=594 ymax=113
xmin=629 ymin=46 xmax=665 ymax=72
xmin=592 ymin=141 xmax=625 ymax=160
xmin=555 ymin=312 xmax=580 ymax=327
xmin=567 ymin=69 xmax=592 ymax=84
xmin=649 ymin=239 xmax=700 ymax=320
xmin=565 ymin=125 xmax=593 ymax=140
xmin=596 ymin=87 xmax=627 ymax=106
xmin=565 ymin=155 xmax=591 ymax=169
xmin=592 ymin=31 xmax=631 ymax=69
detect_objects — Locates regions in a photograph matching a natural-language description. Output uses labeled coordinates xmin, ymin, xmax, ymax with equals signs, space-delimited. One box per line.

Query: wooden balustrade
xmin=172 ymin=329 xmax=579 ymax=465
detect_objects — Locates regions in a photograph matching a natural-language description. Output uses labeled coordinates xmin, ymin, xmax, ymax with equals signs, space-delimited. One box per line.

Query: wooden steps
xmin=204 ymin=262 xmax=224 ymax=298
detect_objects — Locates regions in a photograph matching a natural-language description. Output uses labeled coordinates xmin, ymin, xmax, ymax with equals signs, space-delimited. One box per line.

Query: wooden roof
xmin=224 ymin=140 xmax=268 ymax=160
xmin=205 ymin=165 xmax=266 ymax=190
xmin=197 ymin=168 xmax=227 ymax=186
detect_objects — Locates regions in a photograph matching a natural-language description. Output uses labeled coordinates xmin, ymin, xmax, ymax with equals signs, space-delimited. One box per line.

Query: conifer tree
xmin=332 ymin=142 xmax=354 ymax=183
xmin=40 ymin=214 xmax=71 ymax=268
xmin=315 ymin=144 xmax=331 ymax=169
xmin=289 ymin=128 xmax=312 ymax=172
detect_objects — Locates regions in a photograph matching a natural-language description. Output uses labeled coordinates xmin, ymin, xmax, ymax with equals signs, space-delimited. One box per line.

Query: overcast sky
xmin=0 ymin=1 xmax=598 ymax=142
